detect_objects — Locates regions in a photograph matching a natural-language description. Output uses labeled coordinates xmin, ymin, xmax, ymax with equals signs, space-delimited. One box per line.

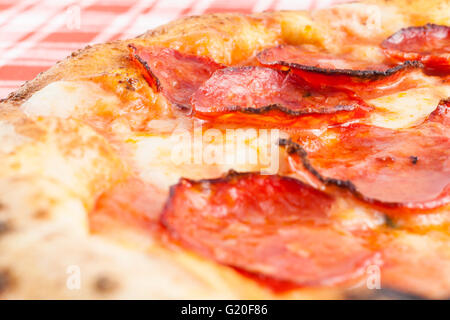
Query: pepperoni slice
xmin=282 ymin=99 xmax=450 ymax=210
xmin=128 ymin=44 xmax=223 ymax=110
xmin=161 ymin=171 xmax=377 ymax=288
xmin=257 ymin=45 xmax=422 ymax=94
xmin=381 ymin=24 xmax=450 ymax=72
xmin=191 ymin=66 xmax=371 ymax=127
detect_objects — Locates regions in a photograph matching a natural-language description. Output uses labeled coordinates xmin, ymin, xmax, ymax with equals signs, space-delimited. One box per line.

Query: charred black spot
xmin=94 ymin=275 xmax=118 ymax=293
xmin=0 ymin=220 xmax=11 ymax=236
xmin=175 ymin=103 xmax=192 ymax=113
xmin=0 ymin=269 xmax=14 ymax=295
xmin=410 ymin=156 xmax=418 ymax=165
xmin=384 ymin=215 xmax=397 ymax=229
xmin=125 ymin=77 xmax=137 ymax=91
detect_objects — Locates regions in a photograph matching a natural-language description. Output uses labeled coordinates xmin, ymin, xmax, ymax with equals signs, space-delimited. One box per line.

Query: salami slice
xmin=257 ymin=45 xmax=422 ymax=94
xmin=382 ymin=24 xmax=450 ymax=72
xmin=161 ymin=171 xmax=377 ymax=288
xmin=191 ymin=66 xmax=371 ymax=127
xmin=282 ymin=99 xmax=450 ymax=210
xmin=128 ymin=44 xmax=223 ymax=110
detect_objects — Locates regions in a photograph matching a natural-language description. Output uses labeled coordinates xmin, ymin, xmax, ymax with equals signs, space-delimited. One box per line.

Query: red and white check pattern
xmin=0 ymin=0 xmax=350 ymax=98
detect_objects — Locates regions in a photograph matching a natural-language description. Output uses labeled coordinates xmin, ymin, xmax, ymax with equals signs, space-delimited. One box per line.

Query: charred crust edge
xmin=217 ymin=103 xmax=357 ymax=117
xmin=0 ymin=220 xmax=12 ymax=236
xmin=127 ymin=44 xmax=162 ymax=92
xmin=0 ymin=269 xmax=14 ymax=295
xmin=94 ymin=275 xmax=119 ymax=294
xmin=257 ymin=45 xmax=423 ymax=80
xmin=171 ymin=169 xmax=314 ymax=190
xmin=278 ymin=138 xmax=357 ymax=191
xmin=278 ymin=138 xmax=418 ymax=209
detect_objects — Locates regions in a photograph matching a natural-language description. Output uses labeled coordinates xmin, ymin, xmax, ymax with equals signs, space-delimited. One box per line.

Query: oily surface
xmin=0 ymin=0 xmax=449 ymax=299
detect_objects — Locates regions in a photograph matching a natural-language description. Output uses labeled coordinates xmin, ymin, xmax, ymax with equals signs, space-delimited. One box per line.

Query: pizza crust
xmin=0 ymin=0 xmax=449 ymax=299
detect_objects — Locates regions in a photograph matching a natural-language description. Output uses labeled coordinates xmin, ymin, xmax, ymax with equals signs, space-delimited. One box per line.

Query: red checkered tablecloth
xmin=0 ymin=0 xmax=350 ymax=98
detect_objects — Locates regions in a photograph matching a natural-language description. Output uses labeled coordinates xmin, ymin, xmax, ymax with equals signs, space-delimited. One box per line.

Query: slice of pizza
xmin=0 ymin=0 xmax=449 ymax=299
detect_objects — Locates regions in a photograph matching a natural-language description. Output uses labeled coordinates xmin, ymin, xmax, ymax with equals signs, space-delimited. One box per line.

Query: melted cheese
xmin=21 ymin=81 xmax=120 ymax=118
xmin=367 ymin=80 xmax=450 ymax=129
xmin=132 ymin=126 xmax=283 ymax=189
xmin=313 ymin=3 xmax=406 ymax=48
xmin=0 ymin=120 xmax=29 ymax=153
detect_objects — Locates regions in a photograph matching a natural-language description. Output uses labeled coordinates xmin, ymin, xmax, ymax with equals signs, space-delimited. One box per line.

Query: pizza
xmin=0 ymin=0 xmax=449 ymax=299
